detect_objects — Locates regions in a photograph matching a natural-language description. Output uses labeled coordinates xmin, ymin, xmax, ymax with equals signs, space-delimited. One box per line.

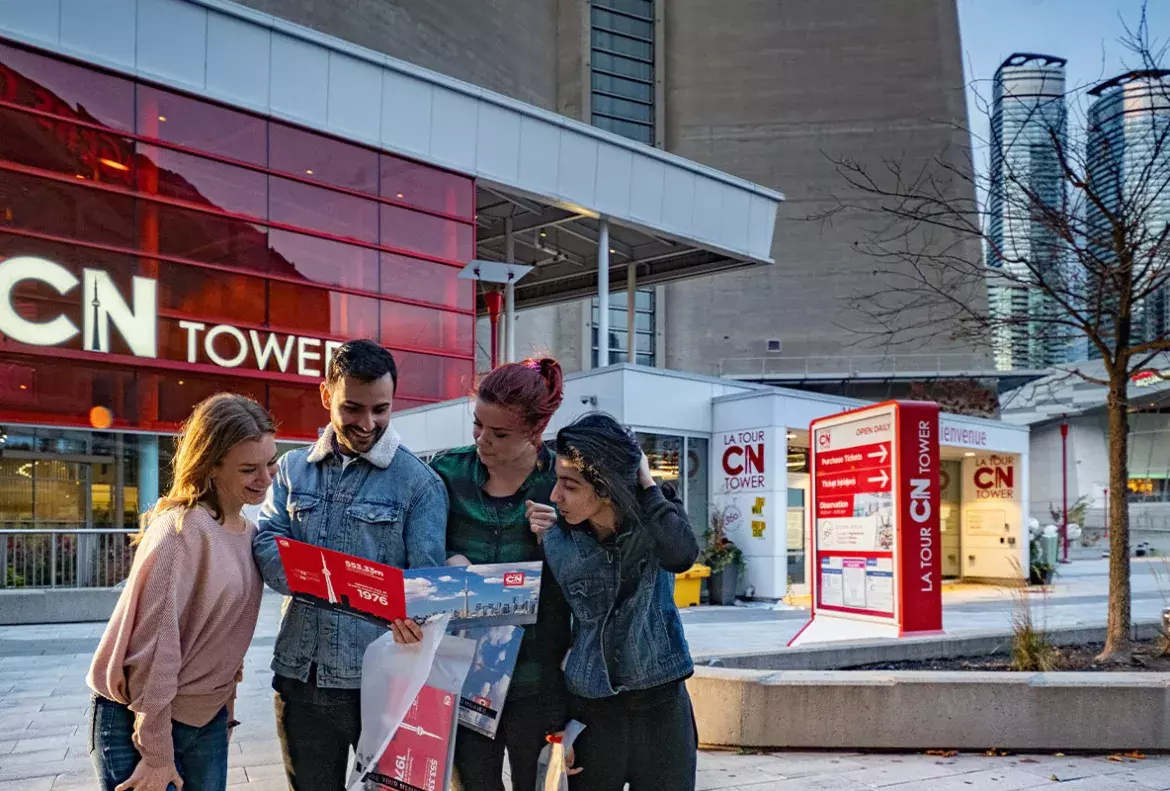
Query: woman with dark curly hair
xmin=528 ymin=412 xmax=700 ymax=791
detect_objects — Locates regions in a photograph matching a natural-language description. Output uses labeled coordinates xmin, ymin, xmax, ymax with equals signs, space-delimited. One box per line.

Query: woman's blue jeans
xmin=89 ymin=695 xmax=229 ymax=791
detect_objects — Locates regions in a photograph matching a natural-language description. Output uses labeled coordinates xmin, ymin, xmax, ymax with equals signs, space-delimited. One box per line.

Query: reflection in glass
xmin=0 ymin=42 xmax=135 ymax=131
xmin=139 ymin=144 xmax=267 ymax=218
xmin=685 ymin=437 xmax=709 ymax=537
xmin=270 ymin=122 xmax=378 ymax=195
xmin=137 ymin=85 xmax=267 ymax=165
xmin=269 ymin=229 xmax=379 ymax=293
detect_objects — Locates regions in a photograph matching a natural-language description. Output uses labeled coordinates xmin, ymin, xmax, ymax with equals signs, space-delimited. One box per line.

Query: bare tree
xmin=821 ymin=9 xmax=1170 ymax=662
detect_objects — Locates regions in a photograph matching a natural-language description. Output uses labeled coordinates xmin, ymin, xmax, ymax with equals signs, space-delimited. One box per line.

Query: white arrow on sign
xmin=867 ymin=469 xmax=890 ymax=488
xmin=867 ymin=445 xmax=889 ymax=464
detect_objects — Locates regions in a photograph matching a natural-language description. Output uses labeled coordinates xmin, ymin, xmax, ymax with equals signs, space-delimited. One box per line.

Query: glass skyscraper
xmin=986 ymin=53 xmax=1069 ymax=371
xmin=1086 ymin=70 xmax=1170 ymax=352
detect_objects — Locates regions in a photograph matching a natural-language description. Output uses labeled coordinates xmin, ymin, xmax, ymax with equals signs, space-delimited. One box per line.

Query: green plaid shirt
xmin=430 ymin=445 xmax=571 ymax=701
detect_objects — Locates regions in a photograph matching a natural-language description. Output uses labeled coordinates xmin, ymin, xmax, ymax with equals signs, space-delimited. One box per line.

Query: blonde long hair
xmin=137 ymin=393 xmax=276 ymax=541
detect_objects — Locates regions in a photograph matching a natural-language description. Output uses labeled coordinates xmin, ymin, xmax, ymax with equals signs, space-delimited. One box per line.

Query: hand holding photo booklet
xmin=276 ymin=539 xmax=541 ymax=741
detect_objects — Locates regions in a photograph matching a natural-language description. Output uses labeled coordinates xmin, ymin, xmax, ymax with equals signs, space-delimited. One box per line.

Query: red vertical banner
xmin=895 ymin=401 xmax=942 ymax=634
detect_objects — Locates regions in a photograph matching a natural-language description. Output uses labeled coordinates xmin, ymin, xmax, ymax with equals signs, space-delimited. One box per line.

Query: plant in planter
xmin=699 ymin=509 xmax=744 ymax=605
xmin=1028 ymin=522 xmax=1057 ymax=586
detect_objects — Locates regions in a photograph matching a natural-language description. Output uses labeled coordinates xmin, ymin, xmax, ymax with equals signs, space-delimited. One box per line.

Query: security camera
xmin=580 ymin=395 xmax=597 ymax=406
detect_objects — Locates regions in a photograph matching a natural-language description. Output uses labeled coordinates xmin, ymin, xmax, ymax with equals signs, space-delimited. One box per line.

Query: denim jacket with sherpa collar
xmin=253 ymin=423 xmax=448 ymax=688
xmin=543 ymin=483 xmax=699 ymax=699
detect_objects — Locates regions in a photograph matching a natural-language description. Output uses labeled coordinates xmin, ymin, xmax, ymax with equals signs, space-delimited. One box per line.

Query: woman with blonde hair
xmin=88 ymin=394 xmax=278 ymax=791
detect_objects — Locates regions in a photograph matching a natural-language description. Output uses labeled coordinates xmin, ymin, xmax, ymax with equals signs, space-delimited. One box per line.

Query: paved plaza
xmin=2 ymin=557 xmax=1168 ymax=790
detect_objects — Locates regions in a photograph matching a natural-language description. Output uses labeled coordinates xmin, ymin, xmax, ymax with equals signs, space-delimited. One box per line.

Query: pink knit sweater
xmin=87 ymin=506 xmax=262 ymax=766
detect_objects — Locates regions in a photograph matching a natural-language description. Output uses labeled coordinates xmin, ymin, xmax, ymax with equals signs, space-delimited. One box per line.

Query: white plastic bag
xmin=535 ymin=720 xmax=586 ymax=791
xmin=348 ymin=614 xmax=474 ymax=791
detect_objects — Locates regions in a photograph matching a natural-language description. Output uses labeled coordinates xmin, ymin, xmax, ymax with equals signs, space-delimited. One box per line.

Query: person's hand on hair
xmin=526 ymin=500 xmax=558 ymax=542
xmin=636 ymin=452 xmax=656 ymax=490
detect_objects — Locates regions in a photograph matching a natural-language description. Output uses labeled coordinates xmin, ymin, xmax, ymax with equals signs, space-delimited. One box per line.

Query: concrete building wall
xmin=233 ymin=1 xmax=986 ymax=379
xmin=661 ymin=0 xmax=986 ymax=376
xmin=232 ymin=0 xmax=560 ymax=110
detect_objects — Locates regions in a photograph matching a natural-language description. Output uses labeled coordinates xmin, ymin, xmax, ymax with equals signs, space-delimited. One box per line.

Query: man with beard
xmin=253 ymin=339 xmax=448 ymax=791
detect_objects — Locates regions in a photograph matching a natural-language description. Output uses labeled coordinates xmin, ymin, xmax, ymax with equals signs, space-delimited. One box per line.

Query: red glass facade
xmin=0 ymin=40 xmax=476 ymax=440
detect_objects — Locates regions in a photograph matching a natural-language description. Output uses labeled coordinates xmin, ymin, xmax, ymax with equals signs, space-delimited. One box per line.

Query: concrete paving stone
xmin=758 ymin=754 xmax=876 ymax=778
xmin=719 ymin=773 xmax=870 ymax=790
xmin=1125 ymin=764 xmax=1170 ymax=791
xmin=48 ymin=769 xmax=94 ymax=791
xmin=228 ymin=779 xmax=289 ymax=791
xmin=27 ymin=709 xmax=88 ymax=727
xmin=1013 ymin=755 xmax=1137 ymax=781
xmin=12 ymin=737 xmax=71 ymax=755
xmin=20 ymin=725 xmax=79 ymax=740
xmin=878 ymin=766 xmax=1055 ymax=791
xmin=698 ymin=765 xmax=794 ymax=790
xmin=0 ymin=754 xmax=90 ymax=782
xmin=0 ymin=703 xmax=43 ymax=718
xmin=834 ymin=757 xmax=982 ymax=787
xmin=0 ymin=746 xmax=67 ymax=766
xmin=225 ymin=766 xmax=247 ymax=784
xmin=0 ymin=776 xmax=54 ymax=791
xmin=40 ymin=697 xmax=88 ymax=713
xmin=243 ymin=762 xmax=286 ymax=781
xmin=0 ymin=716 xmax=33 ymax=731
xmin=1018 ymin=775 xmax=1157 ymax=791
xmin=1 ymin=685 xmax=53 ymax=700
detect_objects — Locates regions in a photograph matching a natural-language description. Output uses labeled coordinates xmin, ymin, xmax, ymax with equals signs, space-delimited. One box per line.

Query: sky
xmin=957 ymin=0 xmax=1170 ymax=178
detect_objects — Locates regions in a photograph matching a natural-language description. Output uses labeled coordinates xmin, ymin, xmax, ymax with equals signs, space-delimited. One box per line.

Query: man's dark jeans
xmin=273 ymin=673 xmax=361 ymax=791
xmin=453 ymin=691 xmax=566 ymax=791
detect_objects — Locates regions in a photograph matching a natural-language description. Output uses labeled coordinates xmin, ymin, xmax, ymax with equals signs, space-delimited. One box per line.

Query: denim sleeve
xmin=253 ymin=456 xmax=293 ymax=595
xmin=403 ymin=477 xmax=449 ymax=568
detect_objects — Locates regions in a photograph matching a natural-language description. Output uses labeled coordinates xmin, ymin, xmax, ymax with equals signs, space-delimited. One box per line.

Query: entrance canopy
xmin=0 ymin=0 xmax=783 ymax=314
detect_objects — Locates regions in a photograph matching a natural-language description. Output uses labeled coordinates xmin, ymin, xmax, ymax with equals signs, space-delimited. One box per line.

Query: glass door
xmin=787 ymin=486 xmax=806 ymax=586
xmin=941 ymin=460 xmax=961 ymax=577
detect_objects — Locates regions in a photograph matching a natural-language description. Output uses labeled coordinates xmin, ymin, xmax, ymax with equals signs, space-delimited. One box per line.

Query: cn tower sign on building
xmin=790 ymin=401 xmax=943 ymax=646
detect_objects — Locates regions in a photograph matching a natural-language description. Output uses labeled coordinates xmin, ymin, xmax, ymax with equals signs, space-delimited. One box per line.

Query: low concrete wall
xmin=702 ymin=620 xmax=1165 ymax=671
xmin=689 ymin=667 xmax=1170 ymax=751
xmin=0 ymin=589 xmax=121 ymax=625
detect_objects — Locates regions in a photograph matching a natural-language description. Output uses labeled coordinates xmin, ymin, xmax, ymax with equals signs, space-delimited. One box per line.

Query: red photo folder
xmin=275 ymin=537 xmax=407 ymax=625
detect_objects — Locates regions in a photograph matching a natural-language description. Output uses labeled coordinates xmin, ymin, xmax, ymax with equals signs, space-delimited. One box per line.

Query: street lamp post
xmin=1060 ymin=422 xmax=1070 ymax=563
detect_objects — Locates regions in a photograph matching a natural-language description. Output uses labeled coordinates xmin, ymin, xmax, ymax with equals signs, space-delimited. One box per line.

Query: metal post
xmin=598 ymin=218 xmax=610 ymax=367
xmin=504 ymin=217 xmax=516 ymax=363
xmin=1060 ymin=422 xmax=1070 ymax=563
xmin=627 ymin=262 xmax=636 ymax=365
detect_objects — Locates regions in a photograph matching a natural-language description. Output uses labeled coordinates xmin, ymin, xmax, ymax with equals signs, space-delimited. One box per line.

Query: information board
xmin=789 ymin=401 xmax=943 ymax=645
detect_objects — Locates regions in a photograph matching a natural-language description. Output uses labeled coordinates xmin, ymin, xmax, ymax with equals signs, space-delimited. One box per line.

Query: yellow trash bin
xmin=674 ymin=563 xmax=711 ymax=608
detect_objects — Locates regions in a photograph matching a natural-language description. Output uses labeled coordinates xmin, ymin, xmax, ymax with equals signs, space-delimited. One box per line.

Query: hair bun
xmin=536 ymin=358 xmax=564 ymax=403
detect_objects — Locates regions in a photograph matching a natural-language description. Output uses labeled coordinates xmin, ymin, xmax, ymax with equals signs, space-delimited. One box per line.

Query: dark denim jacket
xmin=543 ymin=484 xmax=699 ymax=699
xmin=253 ymin=424 xmax=448 ymax=689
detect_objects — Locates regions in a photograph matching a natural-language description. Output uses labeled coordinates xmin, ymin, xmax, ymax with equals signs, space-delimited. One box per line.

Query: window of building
xmin=0 ymin=40 xmax=477 ymax=438
xmin=636 ymin=432 xmax=708 ymax=539
xmin=1127 ymin=477 xmax=1170 ymax=502
xmin=590 ymin=0 xmax=655 ymax=146
xmin=591 ymin=289 xmax=655 ymax=367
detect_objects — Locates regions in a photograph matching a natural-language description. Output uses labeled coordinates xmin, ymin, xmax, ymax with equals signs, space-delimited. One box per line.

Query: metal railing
xmin=0 ymin=529 xmax=136 ymax=589
xmin=718 ymin=354 xmax=995 ymax=378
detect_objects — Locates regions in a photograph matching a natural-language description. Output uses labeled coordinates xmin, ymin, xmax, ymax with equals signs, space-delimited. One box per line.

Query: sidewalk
xmin=2 ymin=558 xmax=1168 ymax=790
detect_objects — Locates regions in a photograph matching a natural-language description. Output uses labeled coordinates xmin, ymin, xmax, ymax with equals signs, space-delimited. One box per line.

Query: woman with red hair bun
xmin=430 ymin=357 xmax=573 ymax=791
